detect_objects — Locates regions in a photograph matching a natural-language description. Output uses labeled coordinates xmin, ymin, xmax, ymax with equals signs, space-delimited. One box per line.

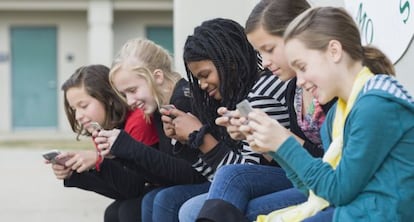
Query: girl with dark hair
xmin=47 ymin=64 xmax=159 ymax=222
xmin=136 ymin=17 xmax=291 ymax=222
xmin=244 ymin=6 xmax=411 ymax=222
xmin=179 ymin=0 xmax=335 ymax=221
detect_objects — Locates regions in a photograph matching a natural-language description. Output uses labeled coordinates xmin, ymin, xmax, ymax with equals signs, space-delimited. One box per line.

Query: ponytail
xmin=362 ymin=46 xmax=395 ymax=76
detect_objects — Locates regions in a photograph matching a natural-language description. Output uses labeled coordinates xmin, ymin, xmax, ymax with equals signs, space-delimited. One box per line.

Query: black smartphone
xmin=42 ymin=149 xmax=68 ymax=165
xmin=161 ymin=104 xmax=177 ymax=119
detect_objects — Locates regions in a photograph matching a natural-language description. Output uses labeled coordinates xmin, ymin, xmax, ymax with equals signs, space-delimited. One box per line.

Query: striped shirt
xmin=192 ymin=70 xmax=290 ymax=181
xmin=248 ymin=71 xmax=290 ymax=127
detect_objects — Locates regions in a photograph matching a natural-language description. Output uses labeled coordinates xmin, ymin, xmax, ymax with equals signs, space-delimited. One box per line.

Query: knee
xmin=142 ymin=188 xmax=162 ymax=210
xmin=213 ymin=165 xmax=253 ymax=190
xmin=179 ymin=197 xmax=201 ymax=222
xmin=214 ymin=164 xmax=245 ymax=181
xmin=104 ymin=201 xmax=120 ymax=222
xmin=153 ymin=188 xmax=177 ymax=210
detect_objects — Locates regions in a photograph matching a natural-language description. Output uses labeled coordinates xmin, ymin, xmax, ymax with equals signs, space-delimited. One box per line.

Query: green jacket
xmin=272 ymin=75 xmax=414 ymax=221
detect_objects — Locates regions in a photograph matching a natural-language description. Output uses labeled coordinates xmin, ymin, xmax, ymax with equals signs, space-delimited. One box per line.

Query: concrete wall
xmin=173 ymin=0 xmax=345 ymax=74
xmin=0 ymin=9 xmax=173 ymax=133
xmin=173 ymin=0 xmax=259 ymax=75
xmin=113 ymin=10 xmax=172 ymax=54
xmin=173 ymin=0 xmax=414 ymax=94
xmin=0 ymin=11 xmax=88 ymax=133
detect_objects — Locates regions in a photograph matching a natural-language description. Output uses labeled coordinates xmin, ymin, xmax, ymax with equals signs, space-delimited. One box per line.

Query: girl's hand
xmin=216 ymin=107 xmax=246 ymax=140
xmin=169 ymin=109 xmax=202 ymax=142
xmin=63 ymin=151 xmax=98 ymax=173
xmin=239 ymin=109 xmax=291 ymax=153
xmin=93 ymin=129 xmax=121 ymax=157
xmin=160 ymin=107 xmax=178 ymax=140
xmin=50 ymin=162 xmax=73 ymax=180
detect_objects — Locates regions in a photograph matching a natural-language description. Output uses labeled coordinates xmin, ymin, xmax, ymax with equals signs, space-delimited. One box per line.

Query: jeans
xmin=179 ymin=193 xmax=207 ymax=222
xmin=141 ymin=182 xmax=210 ymax=222
xmin=246 ymin=188 xmax=308 ymax=220
xmin=303 ymin=206 xmax=334 ymax=222
xmin=179 ymin=164 xmax=306 ymax=222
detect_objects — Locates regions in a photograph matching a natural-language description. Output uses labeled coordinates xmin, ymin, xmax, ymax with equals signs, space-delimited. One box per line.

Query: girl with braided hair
xmin=139 ymin=17 xmax=291 ymax=222
xmin=180 ymin=0 xmax=336 ymax=221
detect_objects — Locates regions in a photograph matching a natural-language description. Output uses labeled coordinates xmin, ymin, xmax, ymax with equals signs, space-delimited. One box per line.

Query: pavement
xmin=0 ymin=148 xmax=112 ymax=222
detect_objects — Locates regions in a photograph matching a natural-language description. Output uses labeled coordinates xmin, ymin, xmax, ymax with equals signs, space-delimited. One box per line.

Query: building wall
xmin=0 ymin=11 xmax=88 ymax=133
xmin=0 ymin=8 xmax=173 ymax=134
xmin=113 ymin=11 xmax=172 ymax=54
xmin=174 ymin=0 xmax=414 ymax=94
xmin=173 ymin=0 xmax=259 ymax=75
xmin=1 ymin=0 xmax=413 ymax=136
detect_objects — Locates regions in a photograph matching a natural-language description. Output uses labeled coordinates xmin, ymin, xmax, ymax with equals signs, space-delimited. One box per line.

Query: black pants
xmin=64 ymin=159 xmax=154 ymax=222
xmin=104 ymin=185 xmax=157 ymax=222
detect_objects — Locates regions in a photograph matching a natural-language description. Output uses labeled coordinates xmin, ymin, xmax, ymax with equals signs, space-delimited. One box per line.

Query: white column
xmin=88 ymin=0 xmax=113 ymax=66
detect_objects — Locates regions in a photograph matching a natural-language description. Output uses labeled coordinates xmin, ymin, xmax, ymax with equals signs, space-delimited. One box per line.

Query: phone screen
xmin=42 ymin=150 xmax=68 ymax=165
xmin=161 ymin=104 xmax=176 ymax=119
xmin=236 ymin=99 xmax=253 ymax=117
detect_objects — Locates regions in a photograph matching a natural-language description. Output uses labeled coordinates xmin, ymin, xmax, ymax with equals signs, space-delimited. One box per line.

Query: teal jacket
xmin=271 ymin=75 xmax=414 ymax=221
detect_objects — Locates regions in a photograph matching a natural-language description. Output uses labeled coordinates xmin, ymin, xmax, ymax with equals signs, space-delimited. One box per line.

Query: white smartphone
xmin=42 ymin=149 xmax=68 ymax=165
xmin=236 ymin=99 xmax=253 ymax=117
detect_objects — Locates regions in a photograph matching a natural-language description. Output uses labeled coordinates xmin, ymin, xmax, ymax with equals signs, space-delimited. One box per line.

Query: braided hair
xmin=183 ymin=18 xmax=259 ymax=143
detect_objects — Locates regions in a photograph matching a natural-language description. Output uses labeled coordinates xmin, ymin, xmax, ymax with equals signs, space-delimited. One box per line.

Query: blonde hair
xmin=109 ymin=38 xmax=182 ymax=108
xmin=284 ymin=7 xmax=395 ymax=76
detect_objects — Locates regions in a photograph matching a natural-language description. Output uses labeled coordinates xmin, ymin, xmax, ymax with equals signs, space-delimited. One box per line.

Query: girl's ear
xmin=327 ymin=40 xmax=343 ymax=63
xmin=153 ymin=69 xmax=165 ymax=85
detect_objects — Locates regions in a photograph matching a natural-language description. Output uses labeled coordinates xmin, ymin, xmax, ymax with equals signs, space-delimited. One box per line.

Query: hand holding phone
xmin=42 ymin=149 xmax=69 ymax=166
xmin=236 ymin=99 xmax=253 ymax=117
xmin=88 ymin=121 xmax=102 ymax=132
xmin=161 ymin=104 xmax=177 ymax=119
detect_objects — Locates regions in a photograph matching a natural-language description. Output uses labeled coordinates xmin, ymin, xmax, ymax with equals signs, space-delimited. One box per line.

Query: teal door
xmin=146 ymin=26 xmax=174 ymax=55
xmin=11 ymin=27 xmax=57 ymax=129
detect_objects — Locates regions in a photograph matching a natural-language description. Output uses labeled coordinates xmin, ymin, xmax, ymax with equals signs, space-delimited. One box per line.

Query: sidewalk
xmin=0 ymin=148 xmax=112 ymax=222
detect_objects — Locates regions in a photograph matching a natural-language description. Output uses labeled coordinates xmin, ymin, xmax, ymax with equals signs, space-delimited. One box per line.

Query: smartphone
xmin=236 ymin=99 xmax=253 ymax=117
xmin=161 ymin=104 xmax=176 ymax=119
xmin=42 ymin=149 xmax=68 ymax=165
xmin=88 ymin=121 xmax=102 ymax=132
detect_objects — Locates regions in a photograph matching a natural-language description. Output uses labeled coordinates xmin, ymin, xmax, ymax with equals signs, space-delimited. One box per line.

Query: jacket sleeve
xmin=274 ymin=96 xmax=404 ymax=206
xmin=110 ymin=130 xmax=207 ymax=185
xmin=270 ymin=151 xmax=308 ymax=195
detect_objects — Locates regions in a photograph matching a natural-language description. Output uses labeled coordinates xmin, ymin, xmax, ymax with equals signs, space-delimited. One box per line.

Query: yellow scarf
xmin=257 ymin=67 xmax=373 ymax=222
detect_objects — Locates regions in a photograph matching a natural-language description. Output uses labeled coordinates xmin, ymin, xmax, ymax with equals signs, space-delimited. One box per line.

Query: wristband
xmin=95 ymin=151 xmax=103 ymax=171
xmin=188 ymin=124 xmax=210 ymax=149
xmin=92 ymin=136 xmax=103 ymax=171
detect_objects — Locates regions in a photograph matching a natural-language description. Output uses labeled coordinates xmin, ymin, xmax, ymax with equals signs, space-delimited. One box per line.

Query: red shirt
xmin=124 ymin=109 xmax=159 ymax=146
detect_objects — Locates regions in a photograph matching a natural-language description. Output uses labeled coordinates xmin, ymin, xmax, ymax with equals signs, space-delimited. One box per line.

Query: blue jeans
xmin=141 ymin=182 xmax=210 ymax=222
xmin=179 ymin=193 xmax=207 ymax=222
xmin=180 ymin=164 xmax=306 ymax=221
xmin=246 ymin=188 xmax=308 ymax=220
xmin=303 ymin=206 xmax=334 ymax=222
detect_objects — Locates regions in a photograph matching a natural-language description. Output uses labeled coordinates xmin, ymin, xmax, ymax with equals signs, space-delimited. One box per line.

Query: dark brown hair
xmin=245 ymin=0 xmax=311 ymax=36
xmin=284 ymin=7 xmax=395 ymax=75
xmin=62 ymin=65 xmax=129 ymax=139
